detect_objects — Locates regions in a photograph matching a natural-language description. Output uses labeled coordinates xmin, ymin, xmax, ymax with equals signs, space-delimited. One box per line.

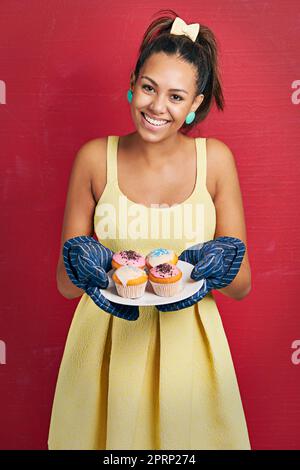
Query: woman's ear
xmin=192 ymin=93 xmax=204 ymax=113
xmin=130 ymin=71 xmax=136 ymax=89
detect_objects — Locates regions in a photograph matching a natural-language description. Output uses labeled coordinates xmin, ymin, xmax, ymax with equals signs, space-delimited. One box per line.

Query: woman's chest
xmin=117 ymin=156 xmax=197 ymax=206
xmin=92 ymin=140 xmax=216 ymax=206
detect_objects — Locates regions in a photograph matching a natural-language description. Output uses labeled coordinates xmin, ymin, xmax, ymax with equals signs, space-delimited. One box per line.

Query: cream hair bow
xmin=170 ymin=16 xmax=200 ymax=42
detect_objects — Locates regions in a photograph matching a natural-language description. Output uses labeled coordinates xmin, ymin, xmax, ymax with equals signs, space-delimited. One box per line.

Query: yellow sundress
xmin=48 ymin=135 xmax=251 ymax=450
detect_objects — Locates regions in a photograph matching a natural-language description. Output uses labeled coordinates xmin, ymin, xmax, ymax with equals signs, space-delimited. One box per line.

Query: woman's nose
xmin=149 ymin=94 xmax=168 ymax=114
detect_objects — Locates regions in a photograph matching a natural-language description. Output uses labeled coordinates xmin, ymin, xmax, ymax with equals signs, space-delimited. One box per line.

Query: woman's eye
xmin=172 ymin=94 xmax=182 ymax=102
xmin=142 ymin=84 xmax=183 ymax=101
xmin=142 ymin=84 xmax=154 ymax=92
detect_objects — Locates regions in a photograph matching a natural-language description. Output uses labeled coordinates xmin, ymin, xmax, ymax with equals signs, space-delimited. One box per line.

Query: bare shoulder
xmin=206 ymin=137 xmax=239 ymax=192
xmin=194 ymin=136 xmax=235 ymax=200
xmin=76 ymin=137 xmax=108 ymax=202
xmin=76 ymin=137 xmax=107 ymax=168
xmin=206 ymin=137 xmax=234 ymax=165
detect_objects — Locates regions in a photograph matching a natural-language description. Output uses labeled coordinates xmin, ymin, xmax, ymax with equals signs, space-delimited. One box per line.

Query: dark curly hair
xmin=130 ymin=9 xmax=225 ymax=134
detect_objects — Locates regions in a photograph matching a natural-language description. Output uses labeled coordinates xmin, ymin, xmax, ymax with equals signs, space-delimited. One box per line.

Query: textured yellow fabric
xmin=48 ymin=135 xmax=251 ymax=450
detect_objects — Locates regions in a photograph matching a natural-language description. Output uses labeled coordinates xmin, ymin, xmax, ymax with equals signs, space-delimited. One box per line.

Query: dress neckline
xmin=112 ymin=135 xmax=200 ymax=211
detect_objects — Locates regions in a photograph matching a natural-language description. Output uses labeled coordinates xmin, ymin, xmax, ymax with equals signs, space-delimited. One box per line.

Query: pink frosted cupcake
xmin=112 ymin=266 xmax=148 ymax=298
xmin=148 ymin=263 xmax=183 ymax=297
xmin=112 ymin=250 xmax=146 ymax=270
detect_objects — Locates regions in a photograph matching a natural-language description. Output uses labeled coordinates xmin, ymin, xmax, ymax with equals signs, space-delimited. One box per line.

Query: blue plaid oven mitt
xmin=63 ymin=236 xmax=139 ymax=321
xmin=156 ymin=236 xmax=246 ymax=312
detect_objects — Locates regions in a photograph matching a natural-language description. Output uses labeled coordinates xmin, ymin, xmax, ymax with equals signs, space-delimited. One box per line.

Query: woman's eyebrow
xmin=141 ymin=75 xmax=188 ymax=94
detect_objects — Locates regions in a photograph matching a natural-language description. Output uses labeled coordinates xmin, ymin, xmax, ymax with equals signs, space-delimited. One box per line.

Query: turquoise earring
xmin=127 ymin=89 xmax=133 ymax=103
xmin=185 ymin=111 xmax=195 ymax=124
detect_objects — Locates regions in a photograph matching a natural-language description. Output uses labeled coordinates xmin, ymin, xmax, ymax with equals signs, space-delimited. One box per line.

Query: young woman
xmin=48 ymin=9 xmax=251 ymax=450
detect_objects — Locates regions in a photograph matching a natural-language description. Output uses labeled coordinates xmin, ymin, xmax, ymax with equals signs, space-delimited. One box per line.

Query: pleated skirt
xmin=48 ymin=292 xmax=251 ymax=450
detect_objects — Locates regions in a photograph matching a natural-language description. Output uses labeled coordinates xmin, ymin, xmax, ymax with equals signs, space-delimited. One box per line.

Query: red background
xmin=0 ymin=0 xmax=300 ymax=450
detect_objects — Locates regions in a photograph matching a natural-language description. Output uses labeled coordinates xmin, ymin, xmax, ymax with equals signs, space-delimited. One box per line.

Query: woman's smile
xmin=140 ymin=111 xmax=172 ymax=131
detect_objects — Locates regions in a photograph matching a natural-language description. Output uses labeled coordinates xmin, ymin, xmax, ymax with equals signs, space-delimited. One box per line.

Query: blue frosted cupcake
xmin=145 ymin=248 xmax=178 ymax=270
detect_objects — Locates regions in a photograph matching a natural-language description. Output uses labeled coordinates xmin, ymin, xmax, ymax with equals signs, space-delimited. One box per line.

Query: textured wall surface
xmin=0 ymin=0 xmax=299 ymax=450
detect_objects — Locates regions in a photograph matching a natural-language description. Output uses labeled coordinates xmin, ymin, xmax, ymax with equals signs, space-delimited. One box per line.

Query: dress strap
xmin=195 ymin=137 xmax=207 ymax=192
xmin=106 ymin=135 xmax=119 ymax=185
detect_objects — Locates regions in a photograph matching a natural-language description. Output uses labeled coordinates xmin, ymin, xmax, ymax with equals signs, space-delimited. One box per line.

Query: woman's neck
xmin=125 ymin=131 xmax=187 ymax=167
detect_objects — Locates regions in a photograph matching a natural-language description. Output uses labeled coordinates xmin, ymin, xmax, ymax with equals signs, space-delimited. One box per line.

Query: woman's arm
xmin=207 ymin=138 xmax=251 ymax=300
xmin=56 ymin=138 xmax=106 ymax=299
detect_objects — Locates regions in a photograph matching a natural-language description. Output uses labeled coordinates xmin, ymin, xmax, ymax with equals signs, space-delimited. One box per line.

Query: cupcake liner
xmin=150 ymin=278 xmax=183 ymax=297
xmin=115 ymin=281 xmax=148 ymax=299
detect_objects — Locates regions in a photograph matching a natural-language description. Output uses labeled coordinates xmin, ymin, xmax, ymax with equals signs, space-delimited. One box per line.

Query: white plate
xmin=100 ymin=260 xmax=204 ymax=306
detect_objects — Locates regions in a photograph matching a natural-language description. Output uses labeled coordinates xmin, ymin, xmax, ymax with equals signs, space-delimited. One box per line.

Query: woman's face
xmin=130 ymin=52 xmax=204 ymax=139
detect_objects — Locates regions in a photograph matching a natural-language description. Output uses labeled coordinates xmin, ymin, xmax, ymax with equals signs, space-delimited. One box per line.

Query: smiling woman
xmin=132 ymin=52 xmax=205 ymax=136
xmin=127 ymin=11 xmax=224 ymax=136
xmin=48 ymin=8 xmax=251 ymax=451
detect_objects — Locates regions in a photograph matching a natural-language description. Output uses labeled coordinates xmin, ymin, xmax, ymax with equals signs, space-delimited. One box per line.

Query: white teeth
xmin=144 ymin=113 xmax=169 ymax=126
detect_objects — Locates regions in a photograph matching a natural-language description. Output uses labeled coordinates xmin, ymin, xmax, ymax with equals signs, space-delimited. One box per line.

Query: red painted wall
xmin=0 ymin=0 xmax=299 ymax=450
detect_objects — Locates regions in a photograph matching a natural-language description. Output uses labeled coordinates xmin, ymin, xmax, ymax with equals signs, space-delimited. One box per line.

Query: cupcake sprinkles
xmin=153 ymin=263 xmax=178 ymax=277
xmin=112 ymin=249 xmax=146 ymax=269
xmin=120 ymin=250 xmax=141 ymax=261
xmin=119 ymin=250 xmax=143 ymax=263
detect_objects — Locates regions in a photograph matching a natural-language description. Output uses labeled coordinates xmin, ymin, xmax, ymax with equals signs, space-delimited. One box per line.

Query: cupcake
xmin=112 ymin=250 xmax=146 ymax=270
xmin=148 ymin=263 xmax=183 ymax=297
xmin=145 ymin=248 xmax=178 ymax=270
xmin=112 ymin=265 xmax=148 ymax=298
